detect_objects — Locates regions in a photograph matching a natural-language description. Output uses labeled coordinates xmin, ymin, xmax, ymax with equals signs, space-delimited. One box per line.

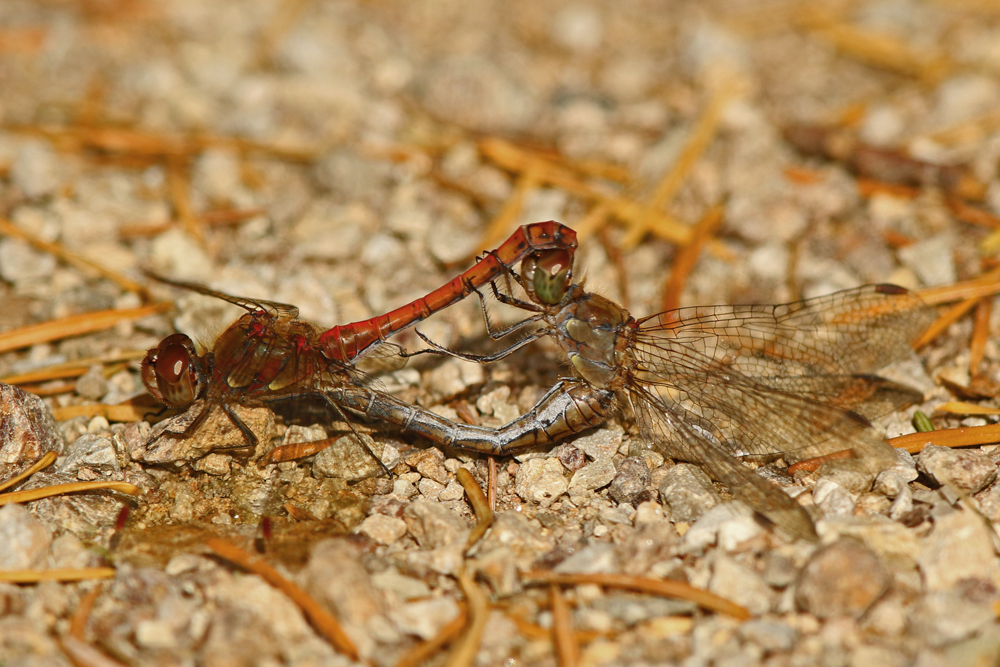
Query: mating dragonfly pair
xmin=142 ymin=222 xmax=935 ymax=541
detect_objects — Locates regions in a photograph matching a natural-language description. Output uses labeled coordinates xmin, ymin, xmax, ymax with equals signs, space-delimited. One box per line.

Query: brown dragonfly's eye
xmin=523 ymin=249 xmax=573 ymax=306
xmin=141 ymin=334 xmax=202 ymax=408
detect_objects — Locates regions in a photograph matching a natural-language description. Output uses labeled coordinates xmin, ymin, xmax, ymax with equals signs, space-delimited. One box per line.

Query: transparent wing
xmin=145 ymin=271 xmax=300 ymax=321
xmin=636 ymin=284 xmax=934 ymax=379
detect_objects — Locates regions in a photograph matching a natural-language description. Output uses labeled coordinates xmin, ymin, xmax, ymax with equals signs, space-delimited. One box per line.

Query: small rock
xmin=943 ymin=626 xmax=1000 ymax=667
xmin=403 ymin=498 xmax=469 ymax=550
xmin=897 ymin=232 xmax=957 ymax=286
xmin=357 ymin=514 xmax=408 ymax=545
xmin=74 ymin=366 xmax=109 ymax=401
xmin=918 ymin=508 xmax=1000 ymax=590
xmin=418 ymin=477 xmax=444 ymax=500
xmin=313 ymin=434 xmax=389 ymax=481
xmin=816 ymin=467 xmax=873 ymax=495
xmin=370 ymin=569 xmax=431 ymax=600
xmin=818 ymin=517 xmax=920 ymax=570
xmin=389 ymin=597 xmax=461 ymax=640
xmin=609 ymin=456 xmax=651 ymax=504
xmin=554 ymin=542 xmax=620 ymax=574
xmin=0 ymin=504 xmax=52 ymax=569
xmin=568 ymin=459 xmax=617 ymax=492
xmin=191 ymin=452 xmax=231 ymax=476
xmin=419 ymin=56 xmax=538 ymax=133
xmin=58 ymin=434 xmax=120 ymax=477
xmin=850 ymin=644 xmax=907 ymax=667
xmin=0 ymin=383 xmax=63 ymax=479
xmin=0 ymin=238 xmax=57 ymax=284
xmin=813 ymin=478 xmax=857 ymax=517
xmin=709 ymin=552 xmax=774 ymax=616
xmin=592 ymin=592 xmax=695 ymax=625
xmin=682 ymin=502 xmax=754 ymax=553
xmin=909 ymin=590 xmax=995 ymax=647
xmin=551 ymin=443 xmax=586 ymax=471
xmin=618 ymin=521 xmax=679 ymax=575
xmin=438 ymin=479 xmax=466 ymax=502
xmin=514 ymin=458 xmax=568 ymax=507
xmin=634 ymin=500 xmax=665 ymax=524
xmin=572 ymin=426 xmax=623 ymax=461
xmin=404 ymin=448 xmax=451 ymax=485
xmin=918 ymin=444 xmax=997 ymax=493
xmin=550 ymin=5 xmax=603 ymax=53
xmin=795 ymin=539 xmax=889 ymax=619
xmin=739 ymin=619 xmax=798 ymax=652
xmin=11 ymin=140 xmax=61 ymax=199
xmin=659 ymin=463 xmax=721 ymax=523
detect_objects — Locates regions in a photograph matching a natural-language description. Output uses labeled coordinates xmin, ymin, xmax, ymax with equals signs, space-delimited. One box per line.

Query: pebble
xmin=682 ymin=502 xmax=755 ymax=553
xmin=0 ymin=504 xmax=52 ymax=569
xmin=191 ymin=452 xmax=231 ymax=476
xmin=909 ymin=590 xmax=996 ymax=647
xmin=918 ymin=507 xmax=1000 ymax=590
xmin=370 ymin=569 xmax=431 ymax=601
xmin=795 ymin=539 xmax=890 ymax=619
xmin=357 ymin=514 xmax=408 ymax=545
xmin=659 ymin=463 xmax=721 ymax=523
xmin=0 ymin=238 xmax=58 ymax=284
xmin=514 ymin=458 xmax=569 ymax=507
xmin=389 ymin=596 xmax=461 ymax=640
xmin=552 ymin=443 xmax=587 ymax=471
xmin=58 ymin=434 xmax=119 ymax=476
xmin=917 ymin=444 xmax=997 ymax=493
xmin=11 ymin=140 xmax=61 ymax=199
xmin=609 ymin=456 xmax=651 ymax=504
xmin=592 ymin=592 xmax=696 ymax=626
xmin=312 ymin=435 xmax=390 ymax=481
xmin=0 ymin=383 xmax=63 ymax=479
xmin=403 ymin=498 xmax=469 ymax=550
xmin=419 ymin=56 xmax=538 ymax=133
xmin=404 ymin=448 xmax=451 ymax=486
xmin=554 ymin=542 xmax=620 ymax=575
xmin=739 ymin=619 xmax=798 ymax=653
xmin=572 ymin=426 xmax=624 ymax=462
xmin=709 ymin=553 xmax=774 ymax=616
xmin=568 ymin=459 xmax=617 ymax=492
xmin=897 ymin=233 xmax=957 ymax=287
xmin=813 ymin=478 xmax=857 ymax=517
xmin=550 ymin=5 xmax=603 ymax=53
xmin=73 ymin=366 xmax=109 ymax=401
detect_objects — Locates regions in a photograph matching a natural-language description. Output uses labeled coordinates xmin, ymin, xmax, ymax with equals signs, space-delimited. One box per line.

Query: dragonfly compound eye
xmin=523 ymin=249 xmax=573 ymax=306
xmin=141 ymin=334 xmax=202 ymax=408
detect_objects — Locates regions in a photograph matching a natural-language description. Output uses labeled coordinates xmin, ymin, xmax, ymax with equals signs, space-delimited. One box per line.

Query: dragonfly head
xmin=522 ymin=248 xmax=573 ymax=306
xmin=141 ymin=333 xmax=204 ymax=408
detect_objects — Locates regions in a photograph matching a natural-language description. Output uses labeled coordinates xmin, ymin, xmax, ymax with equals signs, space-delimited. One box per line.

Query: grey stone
xmin=609 ymin=456 xmax=651 ymax=504
xmin=659 ymin=463 xmax=721 ymax=523
xmin=11 ymin=140 xmax=61 ymax=199
xmin=58 ymin=434 xmax=120 ymax=476
xmin=813 ymin=478 xmax=857 ymax=518
xmin=514 ymin=458 xmax=568 ymax=507
xmin=591 ymin=592 xmax=696 ymax=626
xmin=918 ymin=444 xmax=997 ymax=493
xmin=554 ymin=542 xmax=620 ymax=574
xmin=74 ymin=366 xmax=109 ymax=401
xmin=909 ymin=591 xmax=995 ymax=647
xmin=682 ymin=501 xmax=755 ymax=553
xmin=709 ymin=552 xmax=774 ymax=616
xmin=551 ymin=443 xmax=586 ymax=471
xmin=795 ymin=539 xmax=889 ymax=619
xmin=0 ymin=383 xmax=63 ymax=480
xmin=403 ymin=498 xmax=468 ymax=550
xmin=568 ymin=458 xmax=617 ymax=492
xmin=357 ymin=514 xmax=407 ymax=545
xmin=389 ymin=596 xmax=461 ymax=640
xmin=0 ymin=504 xmax=52 ymax=569
xmin=0 ymin=238 xmax=57 ymax=284
xmin=918 ymin=507 xmax=1000 ymax=590
xmin=738 ymin=619 xmax=798 ymax=652
xmin=572 ymin=426 xmax=624 ymax=461
xmin=313 ymin=434 xmax=390 ymax=481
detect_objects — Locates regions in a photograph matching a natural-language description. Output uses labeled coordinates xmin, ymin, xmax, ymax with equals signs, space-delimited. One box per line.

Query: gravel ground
xmin=3 ymin=1 xmax=1000 ymax=666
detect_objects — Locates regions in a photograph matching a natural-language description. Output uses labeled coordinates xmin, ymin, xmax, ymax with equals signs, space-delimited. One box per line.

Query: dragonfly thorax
xmin=555 ymin=293 xmax=631 ymax=390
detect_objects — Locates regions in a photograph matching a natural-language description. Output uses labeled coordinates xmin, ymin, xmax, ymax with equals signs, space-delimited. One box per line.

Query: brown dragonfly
xmin=140 ymin=222 xmax=578 ymax=455
xmin=403 ymin=243 xmax=936 ymax=541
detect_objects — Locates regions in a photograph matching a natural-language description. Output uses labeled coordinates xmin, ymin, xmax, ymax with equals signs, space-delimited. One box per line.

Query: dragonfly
xmin=140 ymin=221 xmax=578 ymax=455
xmin=401 ymin=244 xmax=937 ymax=541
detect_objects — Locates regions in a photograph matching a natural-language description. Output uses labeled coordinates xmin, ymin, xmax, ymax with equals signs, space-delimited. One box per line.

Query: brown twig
xmin=0 ymin=451 xmax=56 ymax=492
xmin=60 ymin=635 xmax=129 ymax=667
xmin=0 ymin=219 xmax=149 ymax=299
xmin=457 ymin=468 xmax=494 ymax=548
xmin=443 ymin=571 xmax=489 ymax=667
xmin=521 ymin=571 xmax=751 ymax=620
xmin=1 ymin=351 xmax=147 ymax=386
xmin=661 ymin=203 xmax=725 ymax=312
xmin=970 ymin=298 xmax=992 ymax=376
xmin=70 ymin=584 xmax=104 ymax=640
xmin=550 ymin=584 xmax=579 ymax=667
xmin=204 ymin=537 xmax=359 ymax=659
xmin=888 ymin=423 xmax=1000 ymax=454
xmin=49 ymin=403 xmax=151 ymax=423
xmin=0 ymin=303 xmax=171 ymax=354
xmin=0 ymin=481 xmax=140 ymax=506
xmin=0 ymin=568 xmax=116 ymax=583
xmin=786 ymin=448 xmax=855 ymax=475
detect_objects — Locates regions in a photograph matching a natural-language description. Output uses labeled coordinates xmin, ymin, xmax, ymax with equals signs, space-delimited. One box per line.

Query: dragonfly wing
xmin=637 ymin=284 xmax=935 ymax=379
xmin=354 ymin=342 xmax=408 ymax=375
xmin=629 ymin=338 xmax=900 ymax=473
xmin=627 ymin=384 xmax=818 ymax=541
xmin=145 ymin=271 xmax=300 ymax=320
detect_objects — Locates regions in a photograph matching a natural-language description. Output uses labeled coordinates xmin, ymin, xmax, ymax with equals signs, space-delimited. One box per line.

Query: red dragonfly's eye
xmin=141 ymin=334 xmax=202 ymax=408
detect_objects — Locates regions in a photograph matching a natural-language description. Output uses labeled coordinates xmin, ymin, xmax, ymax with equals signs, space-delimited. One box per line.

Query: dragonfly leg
xmin=219 ymin=401 xmax=260 ymax=448
xmin=413 ymin=328 xmax=543 ymax=363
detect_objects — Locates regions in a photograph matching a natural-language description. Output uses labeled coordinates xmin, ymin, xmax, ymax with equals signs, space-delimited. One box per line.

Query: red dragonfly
xmin=404 ymin=244 xmax=936 ymax=541
xmin=140 ymin=221 xmax=577 ymax=453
